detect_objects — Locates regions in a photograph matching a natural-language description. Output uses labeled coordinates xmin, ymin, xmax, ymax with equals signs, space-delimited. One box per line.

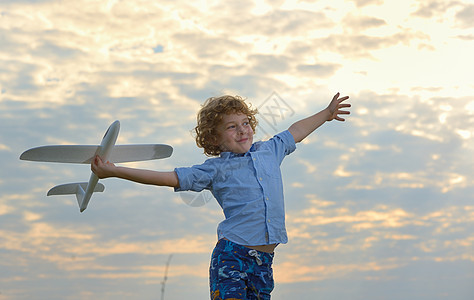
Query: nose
xmin=237 ymin=125 xmax=245 ymax=134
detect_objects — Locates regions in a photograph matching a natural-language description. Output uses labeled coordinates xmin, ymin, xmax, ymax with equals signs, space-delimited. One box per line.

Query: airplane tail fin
xmin=47 ymin=183 xmax=105 ymax=211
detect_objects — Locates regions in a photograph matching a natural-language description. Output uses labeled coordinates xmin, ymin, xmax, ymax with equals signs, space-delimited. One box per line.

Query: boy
xmin=91 ymin=93 xmax=350 ymax=299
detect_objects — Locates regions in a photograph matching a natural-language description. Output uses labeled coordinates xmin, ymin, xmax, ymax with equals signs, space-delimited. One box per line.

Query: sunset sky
xmin=1 ymin=0 xmax=473 ymax=299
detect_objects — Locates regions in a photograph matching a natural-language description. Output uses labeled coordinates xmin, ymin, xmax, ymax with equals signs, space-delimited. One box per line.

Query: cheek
xmin=221 ymin=131 xmax=235 ymax=142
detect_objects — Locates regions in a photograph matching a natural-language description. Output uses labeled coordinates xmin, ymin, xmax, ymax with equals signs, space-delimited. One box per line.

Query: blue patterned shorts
xmin=210 ymin=239 xmax=274 ymax=300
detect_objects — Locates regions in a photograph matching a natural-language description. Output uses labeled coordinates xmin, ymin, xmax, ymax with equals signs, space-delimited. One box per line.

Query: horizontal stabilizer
xmin=20 ymin=144 xmax=173 ymax=164
xmin=47 ymin=182 xmax=105 ymax=196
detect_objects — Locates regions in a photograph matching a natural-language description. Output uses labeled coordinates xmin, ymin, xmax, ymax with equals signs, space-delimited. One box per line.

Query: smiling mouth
xmin=237 ymin=138 xmax=248 ymax=143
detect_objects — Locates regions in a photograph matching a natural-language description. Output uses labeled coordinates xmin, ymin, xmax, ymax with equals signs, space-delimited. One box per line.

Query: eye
xmin=227 ymin=125 xmax=236 ymax=130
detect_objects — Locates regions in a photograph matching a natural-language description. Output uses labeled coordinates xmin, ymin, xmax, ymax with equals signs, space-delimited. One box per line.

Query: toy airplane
xmin=20 ymin=120 xmax=173 ymax=212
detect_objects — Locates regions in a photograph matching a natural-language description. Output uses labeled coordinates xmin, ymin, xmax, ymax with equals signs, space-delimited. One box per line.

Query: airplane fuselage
xmin=80 ymin=120 xmax=120 ymax=212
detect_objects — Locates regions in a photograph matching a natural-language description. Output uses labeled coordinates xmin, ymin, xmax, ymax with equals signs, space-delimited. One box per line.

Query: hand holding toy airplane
xmin=20 ymin=120 xmax=173 ymax=212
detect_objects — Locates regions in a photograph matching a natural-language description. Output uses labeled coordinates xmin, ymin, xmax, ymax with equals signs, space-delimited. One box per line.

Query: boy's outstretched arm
xmin=91 ymin=156 xmax=180 ymax=188
xmin=288 ymin=93 xmax=350 ymax=143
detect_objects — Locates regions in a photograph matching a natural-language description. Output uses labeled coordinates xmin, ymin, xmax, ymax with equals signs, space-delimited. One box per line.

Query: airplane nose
xmin=103 ymin=120 xmax=121 ymax=140
xmin=111 ymin=120 xmax=120 ymax=132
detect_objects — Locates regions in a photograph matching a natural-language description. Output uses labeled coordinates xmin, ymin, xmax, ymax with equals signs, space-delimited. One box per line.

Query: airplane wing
xmin=20 ymin=144 xmax=173 ymax=164
xmin=109 ymin=144 xmax=173 ymax=163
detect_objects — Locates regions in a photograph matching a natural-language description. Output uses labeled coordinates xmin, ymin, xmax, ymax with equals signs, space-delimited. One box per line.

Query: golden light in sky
xmin=0 ymin=0 xmax=473 ymax=299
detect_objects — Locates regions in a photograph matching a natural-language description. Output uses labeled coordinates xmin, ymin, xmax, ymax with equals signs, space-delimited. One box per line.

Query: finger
xmin=338 ymin=96 xmax=350 ymax=103
xmin=95 ymin=156 xmax=104 ymax=166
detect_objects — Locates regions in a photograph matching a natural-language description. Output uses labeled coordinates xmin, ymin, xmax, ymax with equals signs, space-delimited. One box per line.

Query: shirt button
xmin=259 ymin=177 xmax=263 ymax=181
xmin=268 ymin=219 xmax=271 ymax=223
xmin=265 ymin=197 xmax=269 ymax=201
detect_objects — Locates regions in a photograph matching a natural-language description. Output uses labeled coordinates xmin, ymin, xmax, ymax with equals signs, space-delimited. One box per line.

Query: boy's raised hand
xmin=327 ymin=92 xmax=351 ymax=121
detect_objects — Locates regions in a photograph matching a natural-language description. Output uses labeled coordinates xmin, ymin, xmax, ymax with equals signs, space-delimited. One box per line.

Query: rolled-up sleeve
xmin=174 ymin=159 xmax=216 ymax=192
xmin=268 ymin=130 xmax=297 ymax=163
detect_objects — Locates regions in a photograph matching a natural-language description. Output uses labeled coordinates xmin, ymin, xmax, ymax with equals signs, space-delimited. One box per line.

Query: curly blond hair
xmin=194 ymin=95 xmax=258 ymax=156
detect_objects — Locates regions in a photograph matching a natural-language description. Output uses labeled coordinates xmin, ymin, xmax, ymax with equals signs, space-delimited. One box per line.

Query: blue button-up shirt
xmin=174 ymin=130 xmax=296 ymax=246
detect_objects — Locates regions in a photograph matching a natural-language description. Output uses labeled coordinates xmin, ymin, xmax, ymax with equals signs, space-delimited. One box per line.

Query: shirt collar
xmin=220 ymin=143 xmax=256 ymax=158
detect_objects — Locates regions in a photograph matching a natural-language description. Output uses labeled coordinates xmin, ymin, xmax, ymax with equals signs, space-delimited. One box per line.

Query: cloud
xmin=285 ymin=198 xmax=474 ymax=264
xmin=208 ymin=8 xmax=334 ymax=37
xmin=247 ymin=54 xmax=292 ymax=74
xmin=172 ymin=31 xmax=248 ymax=61
xmin=291 ymin=205 xmax=415 ymax=229
xmin=1 ymin=0 xmax=473 ymax=299
xmin=348 ymin=0 xmax=384 ymax=7
xmin=282 ymin=27 xmax=430 ymax=61
xmin=411 ymin=0 xmax=474 ymax=29
xmin=275 ymin=259 xmax=400 ymax=283
xmin=412 ymin=1 xmax=453 ymax=18
xmin=342 ymin=14 xmax=387 ymax=31
xmin=297 ymin=63 xmax=342 ymax=78
xmin=455 ymin=33 xmax=474 ymax=40
xmin=455 ymin=4 xmax=474 ymax=28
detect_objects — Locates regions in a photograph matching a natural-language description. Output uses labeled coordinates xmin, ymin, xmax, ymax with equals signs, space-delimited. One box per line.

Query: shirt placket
xmin=251 ymin=152 xmax=271 ymax=244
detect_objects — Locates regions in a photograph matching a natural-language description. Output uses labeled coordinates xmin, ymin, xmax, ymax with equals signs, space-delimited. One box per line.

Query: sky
xmin=0 ymin=0 xmax=473 ymax=299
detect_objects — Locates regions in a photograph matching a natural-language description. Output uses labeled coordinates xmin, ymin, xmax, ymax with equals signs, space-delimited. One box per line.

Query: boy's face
xmin=216 ymin=113 xmax=254 ymax=154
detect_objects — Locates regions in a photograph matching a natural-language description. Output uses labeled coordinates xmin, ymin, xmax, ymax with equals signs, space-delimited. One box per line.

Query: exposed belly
xmin=223 ymin=237 xmax=277 ymax=253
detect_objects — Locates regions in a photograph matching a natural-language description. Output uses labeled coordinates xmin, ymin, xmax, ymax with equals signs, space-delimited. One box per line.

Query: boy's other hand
xmin=327 ymin=92 xmax=351 ymax=122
